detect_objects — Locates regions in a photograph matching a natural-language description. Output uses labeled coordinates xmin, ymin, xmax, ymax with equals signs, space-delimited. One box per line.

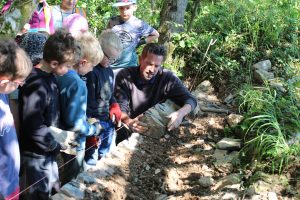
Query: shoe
xmin=84 ymin=147 xmax=98 ymax=166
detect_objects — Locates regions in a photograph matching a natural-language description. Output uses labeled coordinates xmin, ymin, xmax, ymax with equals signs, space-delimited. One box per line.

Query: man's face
xmin=61 ymin=0 xmax=78 ymax=10
xmin=118 ymin=4 xmax=137 ymax=21
xmin=139 ymin=53 xmax=163 ymax=81
xmin=100 ymin=48 xmax=120 ymax=68
xmin=0 ymin=75 xmax=25 ymax=94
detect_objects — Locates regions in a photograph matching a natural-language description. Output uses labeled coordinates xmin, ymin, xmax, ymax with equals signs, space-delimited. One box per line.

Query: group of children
xmin=0 ymin=0 xmax=159 ymax=199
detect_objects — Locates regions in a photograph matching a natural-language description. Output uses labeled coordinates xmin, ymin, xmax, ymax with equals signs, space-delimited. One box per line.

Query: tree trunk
xmin=158 ymin=0 xmax=188 ymax=44
xmin=0 ymin=0 xmax=37 ymax=37
xmin=187 ymin=0 xmax=200 ymax=32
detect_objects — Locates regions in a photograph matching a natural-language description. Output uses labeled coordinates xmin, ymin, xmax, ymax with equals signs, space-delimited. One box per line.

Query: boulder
xmin=254 ymin=69 xmax=275 ymax=84
xmin=252 ymin=60 xmax=272 ymax=71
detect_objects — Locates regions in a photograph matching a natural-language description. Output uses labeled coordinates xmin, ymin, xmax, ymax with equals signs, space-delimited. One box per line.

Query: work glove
xmin=86 ymin=136 xmax=100 ymax=149
xmin=109 ymin=103 xmax=122 ymax=127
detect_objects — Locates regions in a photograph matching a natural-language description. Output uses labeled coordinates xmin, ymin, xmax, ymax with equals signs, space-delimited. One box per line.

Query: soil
xmin=82 ymin=84 xmax=300 ymax=200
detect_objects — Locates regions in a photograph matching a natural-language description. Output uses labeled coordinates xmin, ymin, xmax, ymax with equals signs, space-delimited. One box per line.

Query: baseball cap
xmin=112 ymin=0 xmax=137 ymax=7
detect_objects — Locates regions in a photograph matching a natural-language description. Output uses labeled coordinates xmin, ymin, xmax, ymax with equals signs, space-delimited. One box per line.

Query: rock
xmin=155 ymin=194 xmax=168 ymax=200
xmin=226 ymin=114 xmax=244 ymax=128
xmin=213 ymin=149 xmax=238 ymax=173
xmin=221 ymin=192 xmax=239 ymax=200
xmin=60 ymin=181 xmax=85 ymax=199
xmin=195 ymin=80 xmax=215 ymax=94
xmin=51 ymin=193 xmax=75 ymax=200
xmin=155 ymin=169 xmax=161 ymax=174
xmin=269 ymin=80 xmax=286 ymax=92
xmin=198 ymin=176 xmax=215 ymax=187
xmin=140 ymin=100 xmax=179 ymax=139
xmin=145 ymin=165 xmax=150 ymax=171
xmin=77 ymin=172 xmax=96 ymax=184
xmin=216 ymin=138 xmax=242 ymax=150
xmin=212 ymin=173 xmax=242 ymax=191
xmin=254 ymin=69 xmax=275 ymax=84
xmin=253 ymin=60 xmax=272 ymax=71
xmin=268 ymin=192 xmax=278 ymax=200
xmin=223 ymin=93 xmax=234 ymax=105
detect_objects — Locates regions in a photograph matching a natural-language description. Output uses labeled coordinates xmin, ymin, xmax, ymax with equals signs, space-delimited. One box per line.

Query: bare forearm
xmin=177 ymin=104 xmax=192 ymax=118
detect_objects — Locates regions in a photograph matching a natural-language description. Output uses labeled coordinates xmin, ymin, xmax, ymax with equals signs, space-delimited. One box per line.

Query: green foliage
xmin=237 ymin=84 xmax=300 ymax=173
xmin=171 ymin=0 xmax=300 ymax=89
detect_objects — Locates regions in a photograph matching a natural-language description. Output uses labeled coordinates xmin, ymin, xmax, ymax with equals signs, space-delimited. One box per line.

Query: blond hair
xmin=76 ymin=31 xmax=103 ymax=65
xmin=98 ymin=30 xmax=122 ymax=55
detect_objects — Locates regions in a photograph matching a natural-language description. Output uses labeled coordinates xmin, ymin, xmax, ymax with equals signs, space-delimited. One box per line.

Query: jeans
xmin=85 ymin=120 xmax=115 ymax=165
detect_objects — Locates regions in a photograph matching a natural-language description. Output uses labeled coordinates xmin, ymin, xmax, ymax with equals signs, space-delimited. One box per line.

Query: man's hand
xmin=124 ymin=114 xmax=148 ymax=133
xmin=167 ymin=111 xmax=184 ymax=131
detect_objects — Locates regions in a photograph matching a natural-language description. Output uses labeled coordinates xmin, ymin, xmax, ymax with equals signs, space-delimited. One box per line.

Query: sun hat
xmin=113 ymin=0 xmax=137 ymax=7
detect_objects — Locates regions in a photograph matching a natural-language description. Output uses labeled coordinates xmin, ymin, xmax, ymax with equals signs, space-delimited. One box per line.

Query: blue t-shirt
xmin=0 ymin=94 xmax=20 ymax=198
xmin=108 ymin=16 xmax=155 ymax=68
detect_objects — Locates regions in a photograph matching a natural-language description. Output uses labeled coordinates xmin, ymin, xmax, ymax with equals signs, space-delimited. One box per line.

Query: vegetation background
xmin=0 ymin=0 xmax=299 ymax=173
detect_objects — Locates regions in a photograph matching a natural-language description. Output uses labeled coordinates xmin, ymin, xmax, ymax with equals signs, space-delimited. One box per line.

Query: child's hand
xmin=109 ymin=103 xmax=122 ymax=127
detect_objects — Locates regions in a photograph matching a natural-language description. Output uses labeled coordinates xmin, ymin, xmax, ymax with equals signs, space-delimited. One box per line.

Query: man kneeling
xmin=114 ymin=43 xmax=197 ymax=143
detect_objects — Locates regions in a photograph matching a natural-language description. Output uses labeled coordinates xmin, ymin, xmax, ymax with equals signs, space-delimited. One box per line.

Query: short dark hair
xmin=141 ymin=43 xmax=167 ymax=60
xmin=43 ymin=28 xmax=81 ymax=64
xmin=0 ymin=39 xmax=32 ymax=79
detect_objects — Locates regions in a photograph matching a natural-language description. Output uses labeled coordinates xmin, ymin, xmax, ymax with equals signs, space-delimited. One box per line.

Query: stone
xmin=253 ymin=60 xmax=272 ymax=71
xmin=77 ymin=172 xmax=96 ymax=184
xmin=226 ymin=114 xmax=244 ymax=127
xmin=155 ymin=194 xmax=168 ymax=200
xmin=155 ymin=169 xmax=161 ymax=174
xmin=60 ymin=181 xmax=85 ymax=199
xmin=269 ymin=80 xmax=286 ymax=92
xmin=223 ymin=93 xmax=234 ymax=104
xmin=212 ymin=173 xmax=242 ymax=191
xmin=216 ymin=138 xmax=242 ymax=150
xmin=145 ymin=165 xmax=150 ymax=171
xmin=221 ymin=192 xmax=239 ymax=200
xmin=194 ymin=80 xmax=215 ymax=94
xmin=268 ymin=192 xmax=278 ymax=200
xmin=51 ymin=193 xmax=75 ymax=200
xmin=198 ymin=176 xmax=215 ymax=187
xmin=254 ymin=69 xmax=275 ymax=84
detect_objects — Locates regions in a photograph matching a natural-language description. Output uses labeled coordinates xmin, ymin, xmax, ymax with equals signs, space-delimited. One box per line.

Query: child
xmin=18 ymin=29 xmax=81 ymax=199
xmin=62 ymin=13 xmax=88 ymax=38
xmin=27 ymin=0 xmax=54 ymax=34
xmin=52 ymin=0 xmax=86 ymax=30
xmin=83 ymin=30 xmax=122 ymax=166
xmin=107 ymin=0 xmax=159 ymax=69
xmin=56 ymin=31 xmax=103 ymax=184
xmin=0 ymin=39 xmax=32 ymax=200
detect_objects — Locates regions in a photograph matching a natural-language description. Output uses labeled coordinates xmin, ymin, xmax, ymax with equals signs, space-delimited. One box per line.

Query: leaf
xmin=179 ymin=40 xmax=186 ymax=48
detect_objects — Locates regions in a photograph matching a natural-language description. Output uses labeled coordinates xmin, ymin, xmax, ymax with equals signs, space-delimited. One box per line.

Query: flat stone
xmin=198 ymin=176 xmax=214 ymax=187
xmin=216 ymin=138 xmax=242 ymax=150
xmin=51 ymin=193 xmax=75 ymax=200
xmin=60 ymin=181 xmax=85 ymax=199
xmin=77 ymin=172 xmax=96 ymax=184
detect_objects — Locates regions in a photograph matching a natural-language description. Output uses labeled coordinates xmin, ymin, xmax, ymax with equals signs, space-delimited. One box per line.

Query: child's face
xmin=118 ymin=4 xmax=137 ymax=21
xmin=61 ymin=0 xmax=78 ymax=10
xmin=0 ymin=75 xmax=25 ymax=94
xmin=77 ymin=59 xmax=94 ymax=75
xmin=100 ymin=48 xmax=120 ymax=68
xmin=50 ymin=61 xmax=73 ymax=76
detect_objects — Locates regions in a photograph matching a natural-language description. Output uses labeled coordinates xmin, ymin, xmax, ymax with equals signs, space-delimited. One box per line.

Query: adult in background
xmin=114 ymin=43 xmax=197 ymax=143
xmin=52 ymin=0 xmax=86 ymax=30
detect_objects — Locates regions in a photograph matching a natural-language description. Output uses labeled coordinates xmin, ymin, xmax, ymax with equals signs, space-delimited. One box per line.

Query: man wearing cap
xmin=107 ymin=0 xmax=159 ymax=71
xmin=114 ymin=43 xmax=197 ymax=143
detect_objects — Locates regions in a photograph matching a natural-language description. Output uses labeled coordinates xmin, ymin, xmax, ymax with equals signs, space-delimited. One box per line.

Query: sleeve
xmin=141 ymin=20 xmax=155 ymax=38
xmin=164 ymin=72 xmax=198 ymax=110
xmin=109 ymin=71 xmax=117 ymax=105
xmin=19 ymin=79 xmax=57 ymax=152
xmin=114 ymin=70 xmax=131 ymax=114
xmin=63 ymin=81 xmax=96 ymax=136
xmin=85 ymin=71 xmax=99 ymax=118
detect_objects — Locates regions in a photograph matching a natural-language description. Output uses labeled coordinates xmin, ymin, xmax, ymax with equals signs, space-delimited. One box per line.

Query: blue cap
xmin=113 ymin=0 xmax=137 ymax=7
